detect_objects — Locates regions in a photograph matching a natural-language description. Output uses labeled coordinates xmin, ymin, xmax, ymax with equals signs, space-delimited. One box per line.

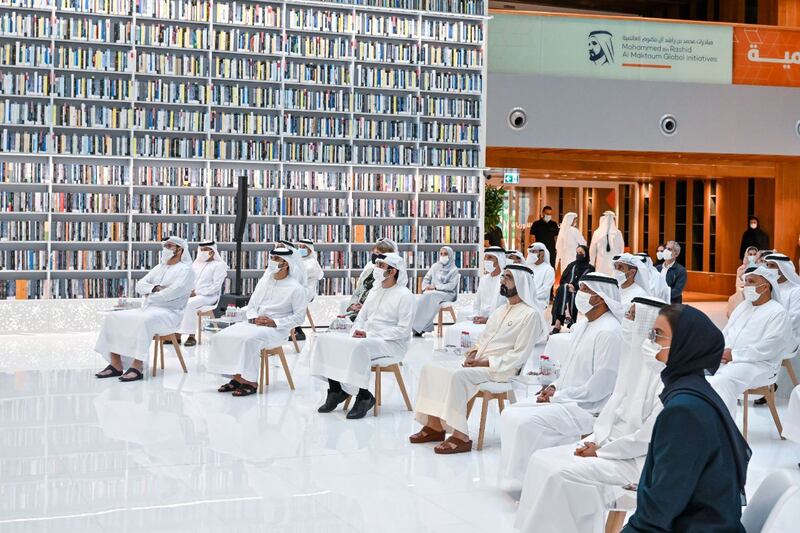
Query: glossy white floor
xmin=1 ymin=309 xmax=799 ymax=533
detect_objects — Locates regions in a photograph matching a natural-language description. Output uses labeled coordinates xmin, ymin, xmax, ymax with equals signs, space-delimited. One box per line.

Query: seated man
xmin=443 ymin=246 xmax=506 ymax=347
xmin=412 ymin=246 xmax=460 ymax=337
xmin=95 ymin=236 xmax=194 ymax=382
xmin=634 ymin=252 xmax=671 ymax=302
xmin=207 ymin=248 xmax=307 ymax=397
xmin=311 ymin=253 xmax=415 ymax=419
xmin=526 ymin=242 xmax=555 ymax=309
xmin=345 ymin=237 xmax=398 ymax=321
xmin=708 ymin=265 xmax=789 ymax=416
xmin=514 ymin=296 xmax=665 ymax=533
xmin=295 ymin=238 xmax=325 ymax=340
xmin=409 ymin=264 xmax=547 ymax=454
xmin=505 ymin=250 xmax=526 ymax=265
xmin=500 ymin=273 xmax=623 ymax=489
xmin=613 ymin=253 xmax=650 ymax=307
xmin=176 ymin=240 xmax=228 ymax=347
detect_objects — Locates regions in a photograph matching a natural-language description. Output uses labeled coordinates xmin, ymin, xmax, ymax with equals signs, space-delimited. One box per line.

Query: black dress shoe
xmin=346 ymin=395 xmax=376 ymax=419
xmin=292 ymin=327 xmax=306 ymax=342
xmin=413 ymin=331 xmax=424 ymax=338
xmin=183 ymin=336 xmax=197 ymax=347
xmin=318 ymin=390 xmax=350 ymax=413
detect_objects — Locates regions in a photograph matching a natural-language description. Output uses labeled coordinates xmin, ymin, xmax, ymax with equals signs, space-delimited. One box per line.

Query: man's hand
xmin=352 ymin=330 xmax=367 ymax=338
xmin=190 ymin=290 xmax=196 ymax=297
xmin=151 ymin=286 xmax=162 ymax=293
xmin=568 ymin=285 xmax=575 ymax=293
xmin=574 ymin=442 xmax=599 ymax=458
xmin=721 ymin=348 xmax=733 ymax=364
xmin=537 ymin=385 xmax=556 ymax=403
xmin=463 ymin=357 xmax=489 ymax=368
xmin=472 ymin=316 xmax=488 ymax=325
xmin=348 ymin=303 xmax=363 ymax=313
xmin=254 ymin=317 xmax=276 ymax=327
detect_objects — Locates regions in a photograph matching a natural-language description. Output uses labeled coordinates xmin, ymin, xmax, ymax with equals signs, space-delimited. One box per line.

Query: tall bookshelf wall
xmin=0 ymin=0 xmax=486 ymax=299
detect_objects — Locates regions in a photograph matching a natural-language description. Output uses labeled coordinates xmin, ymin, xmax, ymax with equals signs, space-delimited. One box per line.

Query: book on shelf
xmin=136 ymin=0 xmax=210 ymax=22
xmin=283 ymin=170 xmax=348 ymax=191
xmin=356 ymin=12 xmax=417 ymax=38
xmin=53 ymin=220 xmax=128 ymax=241
xmin=0 ymin=220 xmax=46 ymax=240
xmin=214 ymin=1 xmax=281 ymax=28
xmin=0 ymin=249 xmax=47 ymax=270
xmin=54 ymin=73 xmax=131 ymax=101
xmin=1 ymin=71 xmax=51 ymax=98
xmin=53 ymin=249 xmax=128 ymax=270
xmin=212 ymin=168 xmax=278 ymax=188
xmin=131 ymin=221 xmax=204 ymax=241
xmin=131 ymin=193 xmax=205 ymax=214
xmin=354 ymin=93 xmax=417 ymax=115
xmin=137 ymin=166 xmax=205 ymax=187
xmin=52 ymin=192 xmax=129 ymax=213
xmin=1 ymin=161 xmax=48 ymax=184
xmin=51 ymin=277 xmax=128 ymax=299
xmin=287 ymin=7 xmax=354 ymax=34
xmin=353 ymin=172 xmax=415 ymax=192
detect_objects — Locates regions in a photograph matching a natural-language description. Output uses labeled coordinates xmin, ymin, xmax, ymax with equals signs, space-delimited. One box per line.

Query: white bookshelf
xmin=0 ymin=0 xmax=486 ymax=299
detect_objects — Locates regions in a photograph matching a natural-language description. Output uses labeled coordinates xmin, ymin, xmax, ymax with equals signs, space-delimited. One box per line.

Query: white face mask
xmin=750 ymin=222 xmax=758 ymax=229
xmin=160 ymin=248 xmax=174 ymax=263
xmin=613 ymin=270 xmax=628 ymax=286
xmin=440 ymin=256 xmax=450 ymax=265
xmin=484 ymin=260 xmax=496 ymax=273
xmin=641 ymin=339 xmax=668 ymax=373
xmin=197 ymin=250 xmax=211 ymax=263
xmin=656 ymin=251 xmax=664 ymax=261
xmin=574 ymin=291 xmax=594 ymax=315
xmin=543 ymin=214 xmax=552 ymax=222
xmin=743 ymin=285 xmax=763 ymax=302
xmin=266 ymin=262 xmax=279 ymax=276
xmin=621 ymin=317 xmax=635 ymax=342
xmin=382 ymin=267 xmax=393 ymax=280
xmin=299 ymin=248 xmax=309 ymax=258
xmin=662 ymin=249 xmax=673 ymax=261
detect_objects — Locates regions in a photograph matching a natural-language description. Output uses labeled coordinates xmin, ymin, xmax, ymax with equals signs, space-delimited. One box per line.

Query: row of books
xmin=419 ymin=43 xmax=482 ymax=69
xmin=52 ymin=191 xmax=129 ymax=213
xmin=55 ymin=46 xmax=131 ymax=72
xmin=135 ymin=23 xmax=208 ymax=50
xmin=51 ymin=220 xmax=127 ymax=241
xmin=0 ymin=220 xmax=45 ymax=239
xmin=284 ymin=87 xmax=348 ymax=112
xmin=355 ymin=40 xmax=417 ymax=64
xmin=214 ymin=84 xmax=280 ymax=109
xmin=0 ymin=279 xmax=45 ymax=300
xmin=56 ymin=103 xmax=132 ymax=129
xmin=284 ymin=114 xmax=350 ymax=138
xmin=1 ymin=99 xmax=50 ymax=125
xmin=214 ymin=28 xmax=281 ymax=55
xmin=353 ymin=198 xmax=412 ymax=217
xmin=130 ymin=221 xmax=204 ymax=240
xmin=281 ymin=196 xmax=348 ymax=217
xmin=286 ymin=34 xmax=351 ymax=60
xmin=136 ymin=165 xmax=204 ymax=187
xmin=0 ymin=161 xmax=48 ymax=183
xmin=130 ymin=193 xmax=205 ymax=214
xmin=136 ymin=0 xmax=211 ymax=22
xmin=355 ymin=118 xmax=418 ymax=141
xmin=213 ymin=111 xmax=278 ymax=135
xmin=208 ymin=194 xmax=279 ymax=216
xmin=53 ymin=74 xmax=130 ymax=101
xmin=214 ymin=1 xmax=281 ymax=28
xmin=0 ymin=249 xmax=47 ymax=270
xmin=52 ymin=249 xmax=128 ymax=270
xmin=417 ymin=224 xmax=478 ymax=242
xmin=422 ymin=121 xmax=479 ymax=143
xmin=51 ymin=277 xmax=127 ymax=299
xmin=55 ymin=163 xmax=129 ymax=185
xmin=0 ymin=12 xmax=52 ymax=40
xmin=418 ymin=199 xmax=478 ymax=217
xmin=55 ymin=16 xmax=132 ymax=44
xmin=0 ymin=72 xmax=49 ymax=98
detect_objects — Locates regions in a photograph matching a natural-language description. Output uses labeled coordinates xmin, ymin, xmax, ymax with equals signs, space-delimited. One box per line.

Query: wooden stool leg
xmin=172 ymin=335 xmax=187 ymax=373
xmin=392 ymin=364 xmax=413 ymax=411
xmin=477 ymin=393 xmax=490 ymax=451
xmin=152 ymin=337 xmax=159 ymax=377
xmin=784 ymin=359 xmax=799 ymax=387
xmin=306 ymin=309 xmax=316 ymax=333
xmin=765 ymin=387 xmax=785 ymax=439
xmin=278 ymin=350 xmax=295 ymax=391
xmin=437 ymin=307 xmax=444 ymax=337
xmin=466 ymin=393 xmax=478 ymax=418
xmin=259 ymin=352 xmax=266 ymax=393
xmin=742 ymin=391 xmax=750 ymax=441
xmin=159 ymin=339 xmax=165 ymax=369
xmin=605 ymin=510 xmax=627 ymax=533
xmin=343 ymin=396 xmax=351 ymax=411
xmin=374 ymin=366 xmax=382 ymax=416
xmin=197 ymin=315 xmax=202 ymax=344
xmin=448 ymin=308 xmax=456 ymax=323
xmin=290 ymin=330 xmax=300 ymax=353
xmin=498 ymin=393 xmax=506 ymax=413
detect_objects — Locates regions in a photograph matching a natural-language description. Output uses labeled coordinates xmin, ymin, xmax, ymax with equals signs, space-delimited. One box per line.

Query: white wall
xmin=488 ymin=72 xmax=800 ymax=156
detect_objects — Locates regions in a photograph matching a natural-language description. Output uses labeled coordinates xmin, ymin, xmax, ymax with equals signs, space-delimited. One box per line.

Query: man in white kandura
xmin=311 ymin=253 xmax=415 ymax=419
xmin=95 ymin=236 xmax=194 ymax=382
xmin=409 ymin=264 xmax=547 ymax=454
xmin=345 ymin=237 xmax=398 ymax=320
xmin=514 ymin=296 xmax=666 ymax=533
xmin=708 ymin=265 xmax=790 ymax=416
xmin=500 ymin=273 xmax=623 ymax=489
xmin=613 ymin=253 xmax=650 ymax=307
xmin=412 ymin=246 xmax=460 ymax=337
xmin=208 ymin=247 xmax=307 ymax=397
xmin=295 ymin=239 xmax=324 ymax=340
xmin=443 ymin=246 xmax=507 ymax=347
xmin=589 ymin=211 xmax=624 ymax=276
xmin=634 ymin=252 xmax=671 ymax=302
xmin=764 ymin=252 xmax=800 ymax=349
xmin=555 ymin=212 xmax=586 ymax=273
xmin=526 ymin=242 xmax=556 ymax=309
xmin=506 ymin=250 xmax=526 ymax=265
xmin=176 ymin=240 xmax=228 ymax=347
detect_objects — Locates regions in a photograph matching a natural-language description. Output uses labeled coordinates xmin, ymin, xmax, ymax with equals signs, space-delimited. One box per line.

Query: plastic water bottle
xmin=226 ymin=304 xmax=236 ymax=319
xmin=459 ymin=331 xmax=471 ymax=356
xmin=539 ymin=355 xmax=551 ymax=377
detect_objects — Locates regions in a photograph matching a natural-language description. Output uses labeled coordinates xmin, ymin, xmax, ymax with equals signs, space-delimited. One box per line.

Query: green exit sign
xmin=503 ymin=170 xmax=519 ymax=184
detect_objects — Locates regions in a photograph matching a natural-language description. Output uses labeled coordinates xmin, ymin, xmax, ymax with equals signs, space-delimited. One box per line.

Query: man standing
xmin=656 ymin=241 xmax=687 ymax=304
xmin=530 ymin=206 xmax=559 ymax=268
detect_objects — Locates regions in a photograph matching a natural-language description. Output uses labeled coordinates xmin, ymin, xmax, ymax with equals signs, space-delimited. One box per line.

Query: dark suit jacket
xmin=657 ymin=262 xmax=687 ymax=304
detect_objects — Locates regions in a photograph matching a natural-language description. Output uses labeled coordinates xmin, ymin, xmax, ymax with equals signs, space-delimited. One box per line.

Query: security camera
xmin=508 ymin=108 xmax=528 ymax=130
xmin=659 ymin=115 xmax=677 ymax=136
xmin=795 ymin=120 xmax=800 ymax=138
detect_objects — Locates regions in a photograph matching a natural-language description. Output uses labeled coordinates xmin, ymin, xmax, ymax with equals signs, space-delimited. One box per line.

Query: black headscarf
xmin=562 ymin=245 xmax=593 ymax=285
xmin=658 ymin=305 xmax=752 ymax=501
xmin=739 ymin=216 xmax=769 ymax=258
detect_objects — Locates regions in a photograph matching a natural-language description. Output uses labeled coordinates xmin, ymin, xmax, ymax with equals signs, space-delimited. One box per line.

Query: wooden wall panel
xmin=754 ymin=178 xmax=775 ymax=248
xmin=685 ymin=271 xmax=737 ymax=296
xmin=716 ymin=179 xmax=749 ymax=274
xmin=774 ymin=162 xmax=800 ymax=261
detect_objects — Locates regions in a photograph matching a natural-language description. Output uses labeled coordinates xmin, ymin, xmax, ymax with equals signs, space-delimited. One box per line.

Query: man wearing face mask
xmin=95 ymin=236 xmax=195 ymax=382
xmin=175 ymin=241 xmax=228 ymax=347
xmin=505 ymin=250 xmax=526 ymax=265
xmin=500 ymin=273 xmax=624 ymax=490
xmin=208 ymin=248 xmax=308 ymax=396
xmin=613 ymin=253 xmax=650 ymax=308
xmin=656 ymin=241 xmax=686 ymax=304
xmin=295 ymin=239 xmax=324 ymax=341
xmin=410 ymin=265 xmax=548 ymax=454
xmin=345 ymin=238 xmax=398 ymax=321
xmin=515 ymin=297 xmax=666 ymax=533
xmin=530 ymin=206 xmax=559 ymax=268
xmin=444 ymin=247 xmax=507 ymax=348
xmin=312 ymin=253 xmax=415 ymax=419
xmin=707 ymin=266 xmax=790 ymax=416
xmin=526 ymin=242 xmax=555 ymax=309
xmin=739 ymin=216 xmax=770 ymax=259
xmin=412 ymin=246 xmax=460 ymax=337
xmin=634 ymin=252 xmax=671 ymax=302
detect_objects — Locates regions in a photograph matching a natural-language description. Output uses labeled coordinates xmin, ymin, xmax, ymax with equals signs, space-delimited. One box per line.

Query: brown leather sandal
xmin=434 ymin=436 xmax=473 ymax=455
xmin=409 ymin=426 xmax=446 ymax=444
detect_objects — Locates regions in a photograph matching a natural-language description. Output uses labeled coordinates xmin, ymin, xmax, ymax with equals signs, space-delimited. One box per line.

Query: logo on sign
xmin=588 ymin=30 xmax=615 ymax=65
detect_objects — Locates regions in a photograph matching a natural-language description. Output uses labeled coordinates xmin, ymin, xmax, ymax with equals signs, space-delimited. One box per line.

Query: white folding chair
xmin=742 ymin=470 xmax=800 ymax=533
